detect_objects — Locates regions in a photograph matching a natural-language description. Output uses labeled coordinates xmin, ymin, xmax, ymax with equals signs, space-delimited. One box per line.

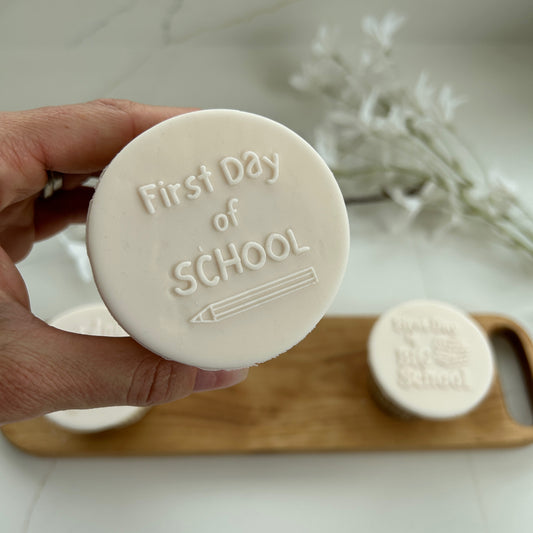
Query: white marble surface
xmin=1 ymin=0 xmax=533 ymax=531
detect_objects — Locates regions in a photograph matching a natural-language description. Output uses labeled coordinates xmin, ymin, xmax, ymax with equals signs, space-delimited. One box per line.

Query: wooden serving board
xmin=3 ymin=314 xmax=533 ymax=456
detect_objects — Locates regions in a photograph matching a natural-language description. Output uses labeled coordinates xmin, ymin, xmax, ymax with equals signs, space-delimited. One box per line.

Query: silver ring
xmin=42 ymin=170 xmax=64 ymax=199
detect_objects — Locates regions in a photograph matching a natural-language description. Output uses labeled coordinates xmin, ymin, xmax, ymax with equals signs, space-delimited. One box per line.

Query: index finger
xmin=12 ymin=99 xmax=196 ymax=175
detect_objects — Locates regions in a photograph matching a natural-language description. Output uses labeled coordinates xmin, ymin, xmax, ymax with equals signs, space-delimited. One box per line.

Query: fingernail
xmin=194 ymin=368 xmax=249 ymax=392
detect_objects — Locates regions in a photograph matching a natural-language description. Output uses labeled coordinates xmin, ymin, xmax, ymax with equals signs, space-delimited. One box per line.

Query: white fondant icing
xmin=368 ymin=300 xmax=495 ymax=420
xmin=45 ymin=304 xmax=150 ymax=433
xmin=86 ymin=110 xmax=349 ymax=370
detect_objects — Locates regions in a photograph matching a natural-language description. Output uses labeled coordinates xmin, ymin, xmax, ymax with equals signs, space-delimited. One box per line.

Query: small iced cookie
xmin=45 ymin=304 xmax=150 ymax=433
xmin=368 ymin=300 xmax=495 ymax=420
xmin=87 ymin=110 xmax=349 ymax=370
xmin=45 ymin=405 xmax=148 ymax=434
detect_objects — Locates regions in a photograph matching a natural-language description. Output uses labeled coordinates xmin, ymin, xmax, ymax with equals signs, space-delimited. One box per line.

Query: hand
xmin=0 ymin=99 xmax=248 ymax=425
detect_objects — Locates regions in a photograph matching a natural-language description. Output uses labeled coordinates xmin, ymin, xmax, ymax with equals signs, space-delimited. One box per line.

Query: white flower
xmin=359 ymin=90 xmax=379 ymax=126
xmin=314 ymin=125 xmax=339 ymax=167
xmin=437 ymin=85 xmax=467 ymax=123
xmin=362 ymin=12 xmax=405 ymax=51
xmin=291 ymin=13 xmax=533 ymax=259
xmin=386 ymin=185 xmax=424 ymax=217
xmin=386 ymin=105 xmax=408 ymax=134
xmin=289 ymin=57 xmax=346 ymax=95
xmin=311 ymin=26 xmax=339 ymax=58
xmin=486 ymin=173 xmax=519 ymax=216
xmin=414 ymin=74 xmax=466 ymax=124
xmin=414 ymin=72 xmax=434 ymax=112
xmin=462 ymin=172 xmax=519 ymax=218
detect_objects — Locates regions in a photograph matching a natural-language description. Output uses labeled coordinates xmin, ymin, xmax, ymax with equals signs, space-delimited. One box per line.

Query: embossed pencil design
xmin=190 ymin=267 xmax=318 ymax=323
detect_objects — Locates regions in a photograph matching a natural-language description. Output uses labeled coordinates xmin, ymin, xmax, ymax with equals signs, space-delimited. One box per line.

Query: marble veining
xmin=68 ymin=0 xmax=143 ymax=47
xmin=163 ymin=0 xmax=305 ymax=45
xmin=21 ymin=461 xmax=56 ymax=533
xmin=161 ymin=0 xmax=185 ymax=45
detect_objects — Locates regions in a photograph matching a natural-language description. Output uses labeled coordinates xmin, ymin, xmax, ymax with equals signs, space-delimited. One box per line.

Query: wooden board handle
xmin=476 ymin=314 xmax=533 ymax=434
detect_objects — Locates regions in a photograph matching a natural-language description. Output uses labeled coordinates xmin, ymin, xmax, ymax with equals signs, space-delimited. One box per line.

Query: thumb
xmin=0 ymin=307 xmax=248 ymax=424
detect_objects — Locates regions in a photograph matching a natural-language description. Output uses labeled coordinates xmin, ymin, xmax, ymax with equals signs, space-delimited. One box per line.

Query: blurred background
xmin=1 ymin=1 xmax=533 ymax=532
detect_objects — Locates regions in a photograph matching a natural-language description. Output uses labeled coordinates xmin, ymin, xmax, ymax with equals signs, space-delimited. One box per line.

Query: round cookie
xmin=368 ymin=300 xmax=495 ymax=420
xmin=45 ymin=405 xmax=148 ymax=434
xmin=87 ymin=110 xmax=349 ymax=370
xmin=45 ymin=304 xmax=150 ymax=433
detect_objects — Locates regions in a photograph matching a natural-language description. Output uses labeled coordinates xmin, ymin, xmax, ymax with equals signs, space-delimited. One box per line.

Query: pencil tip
xmin=190 ymin=311 xmax=204 ymax=323
xmin=190 ymin=306 xmax=214 ymax=323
